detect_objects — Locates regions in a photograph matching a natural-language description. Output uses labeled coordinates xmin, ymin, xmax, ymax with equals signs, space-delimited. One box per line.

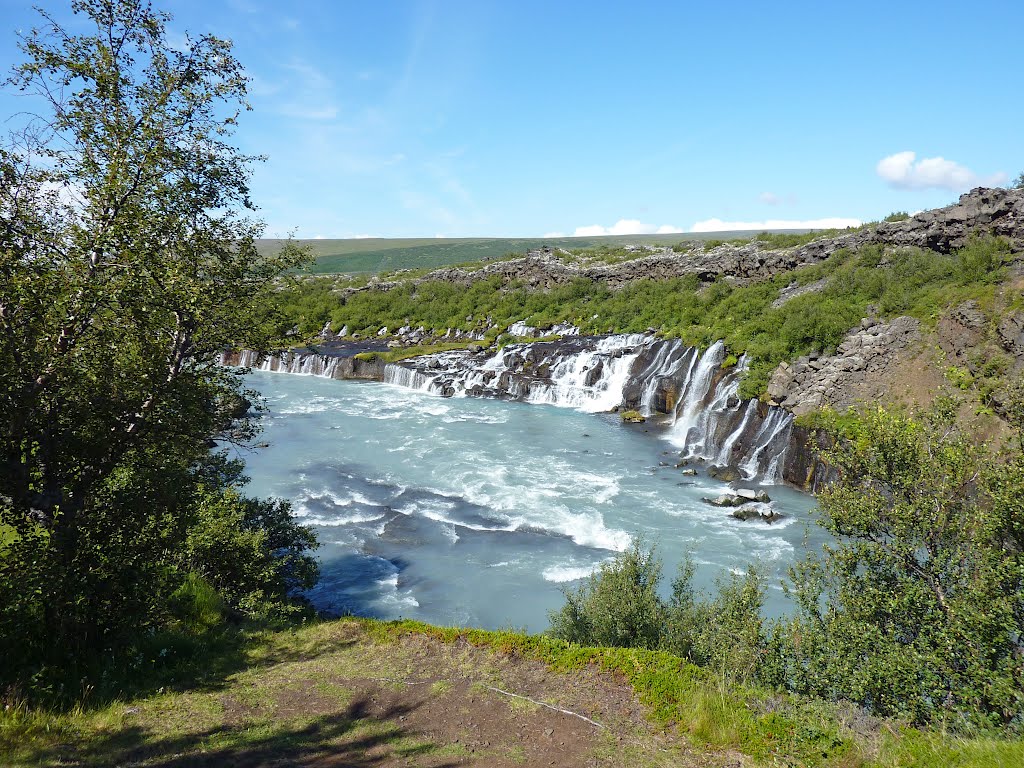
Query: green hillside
xmin=257 ymin=231 xmax=808 ymax=275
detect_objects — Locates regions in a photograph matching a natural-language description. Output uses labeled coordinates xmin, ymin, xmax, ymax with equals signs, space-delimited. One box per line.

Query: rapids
xmin=236 ymin=368 xmax=823 ymax=633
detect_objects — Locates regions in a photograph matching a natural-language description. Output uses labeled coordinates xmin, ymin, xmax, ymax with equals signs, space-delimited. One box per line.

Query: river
xmin=235 ymin=370 xmax=822 ymax=633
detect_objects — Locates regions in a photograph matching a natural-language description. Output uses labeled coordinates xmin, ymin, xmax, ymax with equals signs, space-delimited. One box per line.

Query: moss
xmin=620 ymin=410 xmax=646 ymax=423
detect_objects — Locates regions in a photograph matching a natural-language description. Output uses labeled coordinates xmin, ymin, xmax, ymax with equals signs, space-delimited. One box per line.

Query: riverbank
xmin=4 ymin=616 xmax=1019 ymax=767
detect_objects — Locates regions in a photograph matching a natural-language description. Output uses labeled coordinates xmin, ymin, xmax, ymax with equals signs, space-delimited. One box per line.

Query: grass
xmin=3 ymin=617 xmax=1022 ymax=767
xmin=353 ymin=341 xmax=476 ymax=363
xmin=269 ymin=236 xmax=1018 ymax=400
xmin=259 ymin=230 xmax=819 ymax=275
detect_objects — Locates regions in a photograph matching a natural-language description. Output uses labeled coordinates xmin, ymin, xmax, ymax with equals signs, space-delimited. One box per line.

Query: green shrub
xmin=955 ymin=235 xmax=1011 ymax=284
xmin=774 ymin=404 xmax=1024 ymax=729
xmin=168 ymin=573 xmax=225 ymax=632
xmin=548 ymin=541 xmax=665 ymax=650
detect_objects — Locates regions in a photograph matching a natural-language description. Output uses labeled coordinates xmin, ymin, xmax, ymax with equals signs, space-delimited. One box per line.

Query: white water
xmin=230 ymin=334 xmax=798 ymax=483
xmin=237 ymin=371 xmax=821 ymax=632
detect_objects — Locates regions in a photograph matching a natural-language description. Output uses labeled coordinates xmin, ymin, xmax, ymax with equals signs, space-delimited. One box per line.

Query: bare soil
xmin=32 ymin=621 xmax=743 ymax=768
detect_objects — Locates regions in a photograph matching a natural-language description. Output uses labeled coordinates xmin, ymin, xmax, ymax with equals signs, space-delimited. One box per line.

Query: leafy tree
xmin=1013 ymin=171 xmax=1024 ymax=189
xmin=775 ymin=403 xmax=1024 ymax=727
xmin=548 ymin=540 xmax=666 ymax=650
xmin=0 ymin=0 xmax=314 ymax=687
xmin=549 ymin=542 xmax=768 ymax=682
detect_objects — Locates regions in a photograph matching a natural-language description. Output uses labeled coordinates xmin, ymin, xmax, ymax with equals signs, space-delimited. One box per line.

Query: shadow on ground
xmin=29 ymin=695 xmax=459 ymax=767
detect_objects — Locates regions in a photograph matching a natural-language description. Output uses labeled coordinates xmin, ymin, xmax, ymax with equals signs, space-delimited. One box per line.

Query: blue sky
xmin=1 ymin=0 xmax=1020 ymax=238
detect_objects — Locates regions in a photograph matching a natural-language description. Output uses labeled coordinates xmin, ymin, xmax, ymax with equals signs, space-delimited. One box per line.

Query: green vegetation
xmin=754 ymin=229 xmax=846 ymax=248
xmin=272 ymin=235 xmax=1015 ymax=399
xmin=884 ymin=211 xmax=911 ymax=222
xmin=0 ymin=1 xmax=317 ymax=700
xmin=6 ymin=617 xmax=1022 ymax=767
xmin=549 ymin=399 xmax=1024 ymax=738
xmin=353 ymin=341 xmax=475 ymax=363
xmin=262 ymin=233 xmax=713 ymax=275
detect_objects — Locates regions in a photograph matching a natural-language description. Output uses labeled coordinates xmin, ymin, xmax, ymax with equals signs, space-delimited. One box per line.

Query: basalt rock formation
xmin=341 ymin=187 xmax=1024 ymax=299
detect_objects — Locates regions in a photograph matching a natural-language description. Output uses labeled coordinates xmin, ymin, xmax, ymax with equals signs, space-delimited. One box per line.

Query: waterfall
xmin=221 ymin=334 xmax=796 ymax=484
xmin=636 ymin=340 xmax=693 ymax=415
xmin=738 ymin=408 xmax=792 ymax=479
xmin=525 ymin=334 xmax=647 ymax=412
xmin=382 ymin=363 xmax=435 ymax=391
xmin=667 ymin=341 xmax=726 ymax=446
xmin=714 ymin=399 xmax=757 ymax=466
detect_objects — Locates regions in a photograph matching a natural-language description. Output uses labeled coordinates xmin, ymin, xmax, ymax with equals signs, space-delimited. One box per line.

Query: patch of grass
xmin=3 ymin=617 xmax=1022 ymax=767
xmin=430 ymin=679 xmax=453 ymax=696
xmin=354 ymin=341 xmax=476 ymax=363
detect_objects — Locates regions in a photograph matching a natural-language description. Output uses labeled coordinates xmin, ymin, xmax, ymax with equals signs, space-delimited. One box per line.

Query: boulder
xmin=707 ymin=465 xmax=742 ymax=482
xmin=734 ymin=488 xmax=771 ymax=503
xmin=703 ymin=494 xmax=743 ymax=508
xmin=731 ymin=506 xmax=784 ymax=524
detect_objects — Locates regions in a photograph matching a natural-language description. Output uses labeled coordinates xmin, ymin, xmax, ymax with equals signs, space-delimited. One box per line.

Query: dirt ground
xmin=30 ymin=622 xmax=744 ymax=768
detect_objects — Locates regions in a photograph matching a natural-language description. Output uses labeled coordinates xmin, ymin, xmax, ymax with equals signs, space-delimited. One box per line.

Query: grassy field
xmin=3 ymin=618 xmax=1021 ymax=767
xmin=257 ymin=231 xmax=808 ymax=275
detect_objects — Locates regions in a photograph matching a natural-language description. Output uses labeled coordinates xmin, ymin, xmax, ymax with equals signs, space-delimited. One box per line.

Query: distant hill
xmin=256 ymin=231 xmax=807 ymax=275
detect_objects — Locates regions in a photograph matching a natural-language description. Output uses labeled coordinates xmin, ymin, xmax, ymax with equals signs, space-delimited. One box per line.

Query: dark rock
xmin=707 ymin=465 xmax=742 ymax=482
xmin=703 ymin=494 xmax=744 ymax=508
xmin=731 ymin=506 xmax=784 ymax=523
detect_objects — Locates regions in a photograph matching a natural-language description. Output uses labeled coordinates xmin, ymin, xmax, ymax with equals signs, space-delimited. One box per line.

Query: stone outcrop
xmin=766 ymin=316 xmax=922 ymax=415
xmin=340 ymin=187 xmax=1024 ymax=301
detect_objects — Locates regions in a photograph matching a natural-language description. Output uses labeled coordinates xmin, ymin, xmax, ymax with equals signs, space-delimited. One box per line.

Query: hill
xmin=256 ymin=231 xmax=811 ymax=275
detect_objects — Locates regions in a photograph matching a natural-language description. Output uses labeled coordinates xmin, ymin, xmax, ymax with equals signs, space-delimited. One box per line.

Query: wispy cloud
xmin=277 ymin=104 xmax=339 ymax=120
xmin=573 ymin=219 xmax=684 ymax=236
xmin=876 ymin=151 xmax=1007 ymax=191
xmin=690 ymin=217 xmax=862 ymax=233
xmin=759 ymin=191 xmax=781 ymax=205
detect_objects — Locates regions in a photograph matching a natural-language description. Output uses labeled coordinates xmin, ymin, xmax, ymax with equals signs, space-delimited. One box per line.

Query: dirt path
xmin=31 ymin=621 xmax=742 ymax=767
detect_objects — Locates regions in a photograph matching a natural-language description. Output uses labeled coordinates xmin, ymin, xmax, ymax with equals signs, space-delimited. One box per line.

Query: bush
xmin=548 ymin=541 xmax=665 ymax=650
xmin=549 ymin=544 xmax=769 ymax=683
xmin=774 ymin=404 xmax=1024 ymax=729
xmin=955 ymin=235 xmax=1011 ymax=284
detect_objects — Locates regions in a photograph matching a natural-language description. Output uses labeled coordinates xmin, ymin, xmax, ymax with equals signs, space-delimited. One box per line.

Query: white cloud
xmin=876 ymin=151 xmax=1007 ymax=191
xmin=690 ymin=217 xmax=862 ymax=233
xmin=759 ymin=192 xmax=781 ymax=205
xmin=573 ymin=219 xmax=684 ymax=236
xmin=351 ymin=234 xmax=376 ymax=239
xmin=542 ymin=231 xmax=566 ymax=238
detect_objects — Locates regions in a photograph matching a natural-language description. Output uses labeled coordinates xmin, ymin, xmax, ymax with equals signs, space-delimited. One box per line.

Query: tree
xmin=548 ymin=540 xmax=666 ymax=650
xmin=776 ymin=404 xmax=1024 ymax=727
xmin=0 ymin=0 xmax=314 ymax=684
xmin=1014 ymin=171 xmax=1024 ymax=189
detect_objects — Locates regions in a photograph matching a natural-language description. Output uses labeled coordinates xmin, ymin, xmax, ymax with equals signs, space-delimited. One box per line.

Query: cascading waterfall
xmin=223 ymin=349 xmax=341 ymax=377
xmin=714 ymin=398 xmax=758 ymax=466
xmin=738 ymin=408 xmax=792 ymax=480
xmin=667 ymin=340 xmax=726 ymax=444
xmin=222 ymin=333 xmax=797 ymax=483
xmin=636 ymin=340 xmax=694 ymax=415
xmin=524 ymin=334 xmax=647 ymax=412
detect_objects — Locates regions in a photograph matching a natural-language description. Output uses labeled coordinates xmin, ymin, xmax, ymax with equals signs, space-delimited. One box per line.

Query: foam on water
xmin=542 ymin=562 xmax=604 ymax=583
xmin=238 ymin=371 xmax=823 ymax=632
